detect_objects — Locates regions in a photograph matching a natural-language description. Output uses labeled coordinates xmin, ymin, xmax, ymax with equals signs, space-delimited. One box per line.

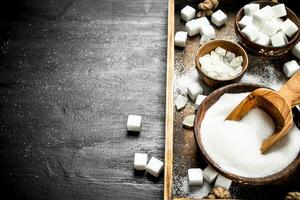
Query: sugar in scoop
xmin=200 ymin=93 xmax=300 ymax=178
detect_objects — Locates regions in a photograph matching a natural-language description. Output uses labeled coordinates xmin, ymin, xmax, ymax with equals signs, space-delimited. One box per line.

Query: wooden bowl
xmin=195 ymin=40 xmax=249 ymax=88
xmin=194 ymin=83 xmax=300 ymax=185
xmin=235 ymin=1 xmax=300 ymax=57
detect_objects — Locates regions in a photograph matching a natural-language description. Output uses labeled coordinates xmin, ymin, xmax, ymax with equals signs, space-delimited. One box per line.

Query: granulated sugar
xmin=201 ymin=92 xmax=300 ymax=178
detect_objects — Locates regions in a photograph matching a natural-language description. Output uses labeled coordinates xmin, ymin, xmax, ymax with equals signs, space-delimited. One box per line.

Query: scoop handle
xmin=278 ymin=71 xmax=300 ymax=108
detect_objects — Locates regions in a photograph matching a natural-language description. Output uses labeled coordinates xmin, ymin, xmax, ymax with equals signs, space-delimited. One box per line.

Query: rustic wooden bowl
xmin=235 ymin=1 xmax=300 ymax=57
xmin=194 ymin=83 xmax=300 ymax=185
xmin=195 ymin=40 xmax=248 ymax=88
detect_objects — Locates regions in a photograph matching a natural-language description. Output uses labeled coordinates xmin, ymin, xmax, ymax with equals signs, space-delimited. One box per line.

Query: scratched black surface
xmin=0 ymin=0 xmax=167 ymax=199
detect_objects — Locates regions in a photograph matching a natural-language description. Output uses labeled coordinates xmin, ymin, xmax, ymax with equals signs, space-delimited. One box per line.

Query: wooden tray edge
xmin=164 ymin=0 xmax=175 ymax=199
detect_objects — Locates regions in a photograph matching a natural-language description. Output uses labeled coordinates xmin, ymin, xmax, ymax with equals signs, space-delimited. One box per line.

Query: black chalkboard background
xmin=0 ymin=0 xmax=167 ymax=199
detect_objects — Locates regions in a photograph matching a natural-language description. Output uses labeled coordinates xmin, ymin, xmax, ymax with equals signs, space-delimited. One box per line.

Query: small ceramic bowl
xmin=194 ymin=83 xmax=300 ymax=185
xmin=235 ymin=1 xmax=300 ymax=57
xmin=195 ymin=40 xmax=248 ymax=88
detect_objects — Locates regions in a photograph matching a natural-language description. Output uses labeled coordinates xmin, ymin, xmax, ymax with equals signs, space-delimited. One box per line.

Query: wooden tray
xmin=164 ymin=0 xmax=300 ymax=199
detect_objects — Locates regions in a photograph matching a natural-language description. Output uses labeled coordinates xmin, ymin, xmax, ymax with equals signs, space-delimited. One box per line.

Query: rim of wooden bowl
xmin=235 ymin=1 xmax=300 ymax=56
xmin=194 ymin=83 xmax=300 ymax=185
xmin=195 ymin=40 xmax=249 ymax=87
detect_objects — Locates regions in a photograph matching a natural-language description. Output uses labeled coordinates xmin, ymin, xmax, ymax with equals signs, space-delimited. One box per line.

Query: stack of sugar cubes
xmin=199 ymin=47 xmax=244 ymax=80
xmin=239 ymin=3 xmax=298 ymax=47
xmin=175 ymin=5 xmax=228 ymax=48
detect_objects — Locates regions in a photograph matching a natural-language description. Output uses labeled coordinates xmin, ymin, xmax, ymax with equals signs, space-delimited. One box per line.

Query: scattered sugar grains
xmin=201 ymin=93 xmax=300 ymax=178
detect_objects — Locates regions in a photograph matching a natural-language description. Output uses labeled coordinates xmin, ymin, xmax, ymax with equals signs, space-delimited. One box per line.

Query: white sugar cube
xmin=134 ymin=153 xmax=148 ymax=170
xmin=195 ymin=95 xmax=206 ymax=110
xmin=146 ymin=157 xmax=164 ymax=177
xmin=188 ymin=168 xmax=203 ymax=186
xmin=281 ymin=19 xmax=298 ymax=38
xmin=241 ymin=25 xmax=259 ymax=41
xmin=261 ymin=20 xmax=280 ymax=36
xmin=199 ymin=54 xmax=212 ymax=67
xmin=185 ymin=19 xmax=201 ymax=37
xmin=127 ymin=115 xmax=142 ymax=132
xmin=211 ymin=51 xmax=222 ymax=62
xmin=254 ymin=32 xmax=270 ymax=46
xmin=183 ymin=115 xmax=195 ymax=128
xmin=195 ymin=17 xmax=210 ymax=27
xmin=181 ymin=5 xmax=196 ymax=22
xmin=211 ymin=10 xmax=227 ymax=27
xmin=272 ymin=4 xmax=287 ymax=18
xmin=252 ymin=6 xmax=274 ymax=28
xmin=271 ymin=31 xmax=286 ymax=47
xmin=200 ymin=35 xmax=211 ymax=45
xmin=235 ymin=66 xmax=243 ymax=74
xmin=224 ymin=51 xmax=235 ymax=63
xmin=238 ymin=15 xmax=252 ymax=28
xmin=203 ymin=165 xmax=218 ymax=184
xmin=214 ymin=174 xmax=232 ymax=190
xmin=175 ymin=95 xmax=187 ymax=110
xmin=199 ymin=25 xmax=216 ymax=39
xmin=175 ymin=31 xmax=188 ymax=47
xmin=215 ymin=47 xmax=227 ymax=56
xmin=283 ymin=60 xmax=300 ymax=77
xmin=292 ymin=42 xmax=300 ymax=59
xmin=187 ymin=82 xmax=203 ymax=101
xmin=229 ymin=56 xmax=243 ymax=68
xmin=243 ymin=3 xmax=260 ymax=16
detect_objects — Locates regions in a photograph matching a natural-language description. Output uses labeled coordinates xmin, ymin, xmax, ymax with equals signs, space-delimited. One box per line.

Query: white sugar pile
xmin=201 ymin=92 xmax=300 ymax=178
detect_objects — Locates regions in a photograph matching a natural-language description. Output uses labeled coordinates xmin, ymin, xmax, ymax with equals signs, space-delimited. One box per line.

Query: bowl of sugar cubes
xmin=195 ymin=40 xmax=248 ymax=87
xmin=235 ymin=1 xmax=300 ymax=56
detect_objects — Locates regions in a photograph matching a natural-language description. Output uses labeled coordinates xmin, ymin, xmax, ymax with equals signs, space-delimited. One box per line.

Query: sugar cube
xmin=238 ymin=15 xmax=252 ymax=28
xmin=188 ymin=168 xmax=203 ymax=186
xmin=211 ymin=51 xmax=222 ymax=62
xmin=127 ymin=115 xmax=142 ymax=132
xmin=185 ymin=19 xmax=201 ymax=37
xmin=229 ymin=56 xmax=243 ymax=68
xmin=243 ymin=3 xmax=260 ymax=16
xmin=271 ymin=31 xmax=286 ymax=47
xmin=200 ymin=35 xmax=211 ymax=45
xmin=241 ymin=25 xmax=260 ymax=41
xmin=174 ymin=31 xmax=188 ymax=48
xmin=214 ymin=174 xmax=232 ymax=190
xmin=195 ymin=17 xmax=210 ymax=27
xmin=134 ymin=153 xmax=148 ymax=170
xmin=224 ymin=51 xmax=235 ymax=63
xmin=203 ymin=165 xmax=218 ymax=184
xmin=211 ymin=10 xmax=227 ymax=27
xmin=146 ymin=157 xmax=164 ymax=177
xmin=281 ymin=19 xmax=298 ymax=38
xmin=235 ymin=66 xmax=243 ymax=74
xmin=292 ymin=42 xmax=300 ymax=59
xmin=199 ymin=25 xmax=216 ymax=39
xmin=215 ymin=47 xmax=227 ymax=57
xmin=175 ymin=95 xmax=187 ymax=110
xmin=261 ymin=20 xmax=280 ymax=37
xmin=187 ymin=82 xmax=203 ymax=101
xmin=252 ymin=6 xmax=274 ymax=28
xmin=254 ymin=32 xmax=270 ymax=46
xmin=183 ymin=115 xmax=195 ymax=128
xmin=195 ymin=95 xmax=206 ymax=110
xmin=272 ymin=4 xmax=287 ymax=18
xmin=283 ymin=60 xmax=300 ymax=77
xmin=199 ymin=54 xmax=212 ymax=67
xmin=181 ymin=5 xmax=196 ymax=22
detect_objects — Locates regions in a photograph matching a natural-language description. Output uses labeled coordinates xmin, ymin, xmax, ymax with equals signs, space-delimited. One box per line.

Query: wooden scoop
xmin=226 ymin=71 xmax=300 ymax=154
